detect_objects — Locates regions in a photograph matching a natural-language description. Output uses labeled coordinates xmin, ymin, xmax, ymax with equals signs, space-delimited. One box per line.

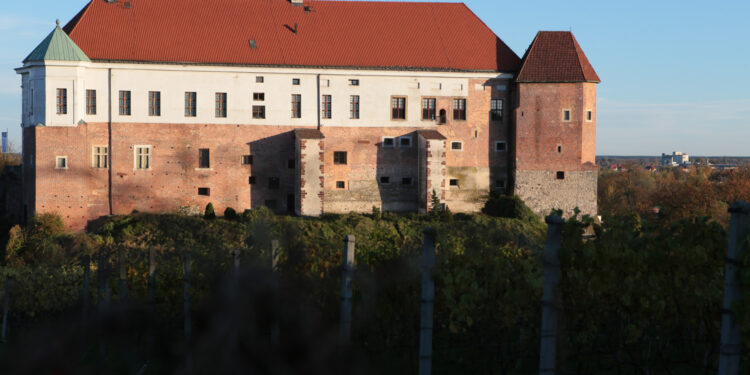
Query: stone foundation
xmin=514 ymin=169 xmax=597 ymax=218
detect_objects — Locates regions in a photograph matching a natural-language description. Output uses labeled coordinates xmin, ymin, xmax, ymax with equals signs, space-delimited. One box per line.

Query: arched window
xmin=438 ymin=109 xmax=447 ymax=124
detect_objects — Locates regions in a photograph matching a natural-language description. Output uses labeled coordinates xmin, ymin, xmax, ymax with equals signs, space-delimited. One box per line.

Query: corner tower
xmin=513 ymin=31 xmax=600 ymax=217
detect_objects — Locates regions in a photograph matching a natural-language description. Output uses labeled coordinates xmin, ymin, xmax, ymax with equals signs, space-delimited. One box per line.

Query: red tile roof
xmin=516 ymin=31 xmax=600 ymax=83
xmin=63 ymin=0 xmax=520 ymax=72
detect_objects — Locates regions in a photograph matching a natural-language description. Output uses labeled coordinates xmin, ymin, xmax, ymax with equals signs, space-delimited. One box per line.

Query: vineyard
xmin=0 ymin=192 xmax=749 ymax=374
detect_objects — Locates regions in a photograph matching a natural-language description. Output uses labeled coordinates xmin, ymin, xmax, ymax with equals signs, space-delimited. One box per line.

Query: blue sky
xmin=1 ymin=0 xmax=748 ymax=155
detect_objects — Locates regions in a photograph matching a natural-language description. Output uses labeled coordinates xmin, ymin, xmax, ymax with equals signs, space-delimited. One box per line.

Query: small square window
xmin=382 ymin=137 xmax=395 ymax=148
xmin=495 ymin=179 xmax=506 ymax=189
xmin=333 ymin=151 xmax=347 ymax=165
xmin=380 ymin=176 xmax=390 ymax=184
xmin=451 ymin=141 xmax=463 ymax=151
xmin=292 ymin=78 xmax=300 ymax=85
xmin=399 ymin=137 xmax=412 ymax=148
xmin=556 ymin=171 xmax=565 ymax=180
xmin=253 ymin=93 xmax=265 ymax=101
xmin=401 ymin=177 xmax=413 ymax=186
xmin=349 ymin=79 xmax=359 ymax=86
xmin=242 ymin=155 xmax=253 ymax=165
xmin=252 ymin=105 xmax=266 ymax=119
xmin=55 ymin=156 xmax=68 ymax=169
xmin=269 ymin=177 xmax=280 ymax=189
xmin=256 ymin=76 xmax=264 ymax=83
xmin=198 ymin=187 xmax=210 ymax=196
xmin=288 ymin=159 xmax=295 ymax=169
xmin=449 ymin=179 xmax=459 ymax=186
xmin=563 ymin=109 xmax=571 ymax=122
xmin=249 ymin=176 xmax=256 ymax=184
xmin=336 ymin=181 xmax=346 ymax=189
xmin=495 ymin=141 xmax=507 ymax=152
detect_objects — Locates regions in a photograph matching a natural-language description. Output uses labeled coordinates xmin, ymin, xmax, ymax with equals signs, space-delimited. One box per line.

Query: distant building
xmin=661 ymin=151 xmax=689 ymax=167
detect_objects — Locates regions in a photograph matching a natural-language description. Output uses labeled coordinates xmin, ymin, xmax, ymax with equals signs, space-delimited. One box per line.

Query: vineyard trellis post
xmin=271 ymin=240 xmax=280 ymax=344
xmin=539 ymin=215 xmax=563 ymax=375
xmin=419 ymin=227 xmax=436 ymax=375
xmin=339 ymin=235 xmax=355 ymax=346
xmin=718 ymin=201 xmax=750 ymax=375
xmin=1 ymin=276 xmax=10 ymax=343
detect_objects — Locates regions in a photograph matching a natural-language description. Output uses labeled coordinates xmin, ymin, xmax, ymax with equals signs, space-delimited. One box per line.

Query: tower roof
xmin=516 ymin=31 xmax=599 ymax=83
xmin=60 ymin=0 xmax=520 ymax=72
xmin=24 ymin=20 xmax=91 ymax=63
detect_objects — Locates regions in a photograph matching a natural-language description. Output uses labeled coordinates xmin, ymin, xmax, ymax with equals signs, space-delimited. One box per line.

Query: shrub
xmin=482 ymin=193 xmax=539 ymax=222
xmin=204 ymin=203 xmax=216 ymax=219
xmin=223 ymin=207 xmax=238 ymax=220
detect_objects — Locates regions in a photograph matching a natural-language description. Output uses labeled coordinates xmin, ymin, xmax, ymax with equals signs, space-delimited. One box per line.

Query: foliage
xmin=223 ymin=207 xmax=238 ymax=220
xmin=482 ymin=192 xmax=540 ymax=222
xmin=204 ymin=203 xmax=216 ymax=219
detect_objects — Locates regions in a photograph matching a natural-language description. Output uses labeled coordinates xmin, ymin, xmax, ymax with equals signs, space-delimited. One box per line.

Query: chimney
xmin=291 ymin=0 xmax=303 ymax=6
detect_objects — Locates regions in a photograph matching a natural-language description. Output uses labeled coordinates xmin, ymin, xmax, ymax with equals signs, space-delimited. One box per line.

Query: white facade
xmin=661 ymin=151 xmax=689 ymax=167
xmin=18 ymin=60 xmax=510 ymax=129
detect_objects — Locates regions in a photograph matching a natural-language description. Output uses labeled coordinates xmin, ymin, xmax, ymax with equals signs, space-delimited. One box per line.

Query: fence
xmin=1 ymin=203 xmax=750 ymax=374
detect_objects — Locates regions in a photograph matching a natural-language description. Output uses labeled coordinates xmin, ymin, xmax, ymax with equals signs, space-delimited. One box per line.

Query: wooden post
xmin=1 ymin=277 xmax=10 ymax=343
xmin=119 ymin=249 xmax=127 ymax=304
xmin=271 ymin=240 xmax=280 ymax=344
xmin=719 ymin=201 xmax=750 ymax=375
xmin=418 ymin=228 xmax=436 ymax=375
xmin=539 ymin=215 xmax=563 ymax=375
xmin=339 ymin=235 xmax=356 ymax=345
xmin=82 ymin=255 xmax=90 ymax=313
xmin=184 ymin=252 xmax=192 ymax=341
xmin=148 ymin=247 xmax=156 ymax=304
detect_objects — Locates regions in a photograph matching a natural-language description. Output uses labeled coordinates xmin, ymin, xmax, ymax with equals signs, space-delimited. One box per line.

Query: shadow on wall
xmin=248 ymin=132 xmax=297 ymax=214
xmin=376 ymin=131 xmax=420 ymax=212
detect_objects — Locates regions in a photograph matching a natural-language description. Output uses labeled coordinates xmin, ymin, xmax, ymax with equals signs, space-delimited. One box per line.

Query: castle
xmin=16 ymin=0 xmax=600 ymax=230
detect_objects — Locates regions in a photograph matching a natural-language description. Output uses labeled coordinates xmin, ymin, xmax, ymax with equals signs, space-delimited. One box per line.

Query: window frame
xmin=252 ymin=105 xmax=266 ymax=119
xmin=256 ymin=76 xmax=264 ymax=83
xmin=242 ymin=155 xmax=253 ymax=165
xmin=198 ymin=187 xmax=211 ymax=196
xmin=562 ymin=109 xmax=571 ymax=122
xmin=401 ymin=177 xmax=413 ymax=186
xmin=379 ymin=176 xmax=391 ymax=185
xmin=350 ymin=95 xmax=360 ymax=119
xmin=450 ymin=141 xmax=463 ymax=151
xmin=185 ymin=92 xmax=197 ymax=117
xmin=556 ymin=171 xmax=565 ymax=180
xmin=215 ymin=92 xmax=227 ymax=118
xmin=449 ymin=179 xmax=460 ymax=187
xmin=494 ymin=141 xmax=507 ymax=152
xmin=55 ymin=156 xmax=68 ymax=170
xmin=292 ymin=78 xmax=300 ymax=85
xmin=336 ymin=181 xmax=346 ymax=189
xmin=291 ymin=94 xmax=302 ymax=118
xmin=134 ymin=145 xmax=152 ymax=170
xmin=333 ymin=151 xmax=347 ymax=165
xmin=452 ymin=98 xmax=466 ymax=121
xmin=382 ymin=137 xmax=395 ymax=148
xmin=322 ymin=95 xmax=332 ymax=119
xmin=56 ymin=88 xmax=67 ymax=115
xmin=349 ymin=79 xmax=360 ymax=86
xmin=391 ymin=96 xmax=406 ymax=120
xmin=119 ymin=90 xmax=131 ymax=116
xmin=148 ymin=91 xmax=161 ymax=117
xmin=253 ymin=92 xmax=265 ymax=101
xmin=421 ymin=97 xmax=436 ymax=121
xmin=399 ymin=136 xmax=412 ymax=148
xmin=92 ymin=146 xmax=108 ymax=169
xmin=586 ymin=109 xmax=593 ymax=122
xmin=198 ymin=148 xmax=210 ymax=169
xmin=490 ymin=99 xmax=503 ymax=122
xmin=86 ymin=89 xmax=96 ymax=115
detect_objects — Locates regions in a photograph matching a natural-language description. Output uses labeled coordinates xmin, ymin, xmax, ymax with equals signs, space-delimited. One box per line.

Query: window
xmin=269 ymin=177 xmax=280 ymax=189
xmin=265 ymin=200 xmax=278 ymax=209
xmin=586 ymin=110 xmax=593 ymax=122
xmin=253 ymin=92 xmax=265 ymax=101
xmin=149 ymin=91 xmax=161 ymax=116
xmin=215 ymin=92 xmax=227 ymax=118
xmin=349 ymin=79 xmax=359 ymax=86
xmin=563 ymin=109 xmax=571 ymax=122
xmin=380 ymin=176 xmax=390 ymax=185
xmin=292 ymin=78 xmax=300 ymax=85
xmin=451 ymin=141 xmax=463 ymax=151
xmin=198 ymin=149 xmax=210 ymax=168
xmin=422 ymin=98 xmax=436 ymax=120
xmin=399 ymin=136 xmax=412 ymax=148
xmin=185 ymin=92 xmax=197 ymax=117
xmin=288 ymin=159 xmax=295 ymax=169
xmin=92 ymin=146 xmax=108 ymax=169
xmin=55 ymin=156 xmax=67 ymax=169
xmin=256 ymin=76 xmax=264 ymax=83
xmin=495 ymin=141 xmax=507 ymax=152
xmin=119 ymin=91 xmax=131 ymax=115
xmin=350 ymin=95 xmax=360 ymax=119
xmin=402 ymin=177 xmax=413 ymax=186
xmin=291 ymin=94 xmax=302 ymax=118
xmin=495 ymin=179 xmax=506 ymax=189
xmin=391 ymin=97 xmax=406 ymax=120
xmin=449 ymin=179 xmax=459 ymax=186
xmin=382 ymin=137 xmax=395 ymax=148
xmin=333 ymin=151 xmax=347 ymax=165
xmin=336 ymin=181 xmax=346 ymax=189
xmin=453 ymin=98 xmax=466 ymax=120
xmin=242 ymin=155 xmax=253 ymax=165
xmin=438 ymin=109 xmax=447 ymax=124
xmin=198 ymin=188 xmax=210 ymax=196
xmin=557 ymin=144 xmax=562 ymax=153
xmin=252 ymin=105 xmax=266 ymax=119
xmin=56 ymin=89 xmax=67 ymax=114
xmin=491 ymin=99 xmax=503 ymax=121
xmin=134 ymin=146 xmax=151 ymax=170
xmin=556 ymin=171 xmax=565 ymax=180
xmin=322 ymin=95 xmax=332 ymax=119
xmin=249 ymin=176 xmax=256 ymax=184
xmin=86 ymin=90 xmax=96 ymax=115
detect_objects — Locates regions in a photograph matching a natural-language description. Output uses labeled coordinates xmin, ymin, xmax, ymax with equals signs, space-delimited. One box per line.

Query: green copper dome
xmin=23 ymin=20 xmax=90 ymax=63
